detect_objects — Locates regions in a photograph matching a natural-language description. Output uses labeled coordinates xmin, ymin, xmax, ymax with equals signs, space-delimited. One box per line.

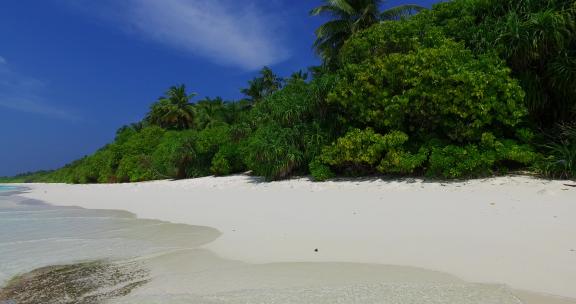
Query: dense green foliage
xmin=333 ymin=24 xmax=527 ymax=142
xmin=240 ymin=76 xmax=337 ymax=180
xmin=313 ymin=17 xmax=540 ymax=179
xmin=423 ymin=0 xmax=576 ymax=127
xmin=317 ymin=128 xmax=428 ymax=176
xmin=537 ymin=124 xmax=576 ymax=179
xmin=3 ymin=0 xmax=575 ymax=183
xmin=310 ymin=0 xmax=425 ymax=66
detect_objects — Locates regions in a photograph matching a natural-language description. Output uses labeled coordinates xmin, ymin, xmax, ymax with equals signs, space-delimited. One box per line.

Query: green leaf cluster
xmin=331 ymin=21 xmax=527 ymax=143
xmin=240 ymin=77 xmax=336 ymax=180
xmin=422 ymin=0 xmax=576 ymax=127
xmin=316 ymin=128 xmax=429 ymax=177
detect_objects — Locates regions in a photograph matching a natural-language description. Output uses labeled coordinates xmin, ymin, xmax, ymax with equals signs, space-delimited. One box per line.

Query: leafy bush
xmin=241 ymin=123 xmax=304 ymax=180
xmin=186 ymin=125 xmax=249 ymax=177
xmin=427 ymin=136 xmax=538 ymax=178
xmin=537 ymin=124 xmax=576 ymax=179
xmin=339 ymin=17 xmax=444 ymax=65
xmin=241 ymin=77 xmax=336 ymax=180
xmin=331 ymin=23 xmax=527 ymax=143
xmin=424 ymin=0 xmax=576 ymax=127
xmin=116 ymin=155 xmax=155 ymax=182
xmin=249 ymin=76 xmax=335 ymax=129
xmin=309 ymin=160 xmax=334 ymax=181
xmin=427 ymin=144 xmax=494 ymax=178
xmin=319 ymin=128 xmax=423 ymax=175
xmin=210 ymin=150 xmax=233 ymax=176
xmin=210 ymin=144 xmax=243 ymax=176
xmin=377 ymin=147 xmax=429 ymax=175
xmin=151 ymin=131 xmax=197 ymax=179
xmin=111 ymin=126 xmax=166 ymax=182
xmin=310 ymin=19 xmax=539 ymax=179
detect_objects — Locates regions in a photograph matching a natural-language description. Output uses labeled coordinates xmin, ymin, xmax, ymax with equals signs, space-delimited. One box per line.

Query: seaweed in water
xmin=0 ymin=260 xmax=150 ymax=304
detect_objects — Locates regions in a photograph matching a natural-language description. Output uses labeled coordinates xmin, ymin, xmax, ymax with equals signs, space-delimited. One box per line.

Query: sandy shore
xmin=13 ymin=175 xmax=576 ymax=301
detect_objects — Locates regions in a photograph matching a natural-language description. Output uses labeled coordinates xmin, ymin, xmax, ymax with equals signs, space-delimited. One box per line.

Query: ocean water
xmin=0 ymin=189 xmax=219 ymax=303
xmin=0 ymin=186 xmax=17 ymax=192
xmin=0 ymin=189 xmax=531 ymax=303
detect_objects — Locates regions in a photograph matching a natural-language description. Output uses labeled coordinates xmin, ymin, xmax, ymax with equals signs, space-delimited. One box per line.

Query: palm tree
xmin=241 ymin=67 xmax=283 ymax=103
xmin=146 ymin=85 xmax=197 ymax=130
xmin=286 ymin=70 xmax=309 ymax=84
xmin=311 ymin=0 xmax=425 ymax=66
xmin=241 ymin=77 xmax=265 ymax=103
xmin=195 ymin=97 xmax=227 ymax=129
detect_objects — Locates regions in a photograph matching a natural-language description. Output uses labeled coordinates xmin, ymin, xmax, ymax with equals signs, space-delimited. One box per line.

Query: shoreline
xmin=11 ymin=174 xmax=576 ymax=301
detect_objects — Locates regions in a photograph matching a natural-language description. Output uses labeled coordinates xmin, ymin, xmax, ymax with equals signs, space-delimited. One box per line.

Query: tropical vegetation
xmin=1 ymin=0 xmax=574 ymax=184
xmin=310 ymin=0 xmax=425 ymax=66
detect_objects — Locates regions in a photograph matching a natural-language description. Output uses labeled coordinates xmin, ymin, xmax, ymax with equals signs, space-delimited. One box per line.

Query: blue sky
xmin=0 ymin=0 xmax=439 ymax=176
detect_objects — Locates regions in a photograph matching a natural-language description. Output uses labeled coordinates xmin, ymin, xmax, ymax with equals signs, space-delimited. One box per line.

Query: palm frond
xmin=381 ymin=4 xmax=426 ymax=20
xmin=314 ymin=20 xmax=352 ymax=44
xmin=310 ymin=5 xmax=349 ymax=18
xmin=327 ymin=0 xmax=355 ymax=15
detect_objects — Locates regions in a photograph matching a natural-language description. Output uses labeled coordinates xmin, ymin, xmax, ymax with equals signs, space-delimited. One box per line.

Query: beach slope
xmin=16 ymin=175 xmax=576 ymax=300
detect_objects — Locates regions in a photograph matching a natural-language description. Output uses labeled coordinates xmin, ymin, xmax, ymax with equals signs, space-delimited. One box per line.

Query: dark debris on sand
xmin=0 ymin=260 xmax=150 ymax=304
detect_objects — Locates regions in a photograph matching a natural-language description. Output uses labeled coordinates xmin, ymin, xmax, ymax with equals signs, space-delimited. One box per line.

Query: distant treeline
xmin=3 ymin=0 xmax=575 ymax=183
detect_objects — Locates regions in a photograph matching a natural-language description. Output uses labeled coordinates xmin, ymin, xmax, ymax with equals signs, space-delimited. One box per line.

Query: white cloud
xmin=63 ymin=0 xmax=289 ymax=70
xmin=0 ymin=60 xmax=80 ymax=121
xmin=0 ymin=98 xmax=79 ymax=121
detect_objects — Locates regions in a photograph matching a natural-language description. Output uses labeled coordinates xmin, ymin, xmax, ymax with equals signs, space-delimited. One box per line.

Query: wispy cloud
xmin=63 ymin=0 xmax=289 ymax=70
xmin=0 ymin=57 xmax=80 ymax=121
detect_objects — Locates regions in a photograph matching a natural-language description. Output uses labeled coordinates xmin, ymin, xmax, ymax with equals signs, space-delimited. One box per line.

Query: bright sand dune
xmin=16 ymin=175 xmax=576 ymax=301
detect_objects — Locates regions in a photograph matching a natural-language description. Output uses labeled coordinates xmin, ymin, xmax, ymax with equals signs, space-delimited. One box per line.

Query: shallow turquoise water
xmin=0 ymin=191 xmax=219 ymax=302
xmin=0 ymin=185 xmax=17 ymax=192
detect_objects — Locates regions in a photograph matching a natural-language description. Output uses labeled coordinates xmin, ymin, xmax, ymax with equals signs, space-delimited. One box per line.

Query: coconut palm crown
xmin=311 ymin=0 xmax=425 ymax=66
xmin=146 ymin=85 xmax=197 ymax=130
xmin=241 ymin=66 xmax=283 ymax=103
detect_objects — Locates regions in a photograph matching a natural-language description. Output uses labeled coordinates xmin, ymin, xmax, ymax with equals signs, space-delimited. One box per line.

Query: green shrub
xmin=113 ymin=126 xmax=166 ymax=182
xmin=425 ymin=0 xmax=576 ymax=127
xmin=210 ymin=144 xmax=243 ymax=176
xmin=331 ymin=27 xmax=527 ymax=142
xmin=310 ymin=19 xmax=538 ymax=180
xmin=319 ymin=128 xmax=418 ymax=175
xmin=151 ymin=131 xmax=197 ymax=179
xmin=322 ymin=129 xmax=406 ymax=166
xmin=241 ymin=77 xmax=336 ymax=180
xmin=242 ymin=124 xmax=304 ymax=180
xmin=116 ymin=154 xmax=156 ymax=182
xmin=427 ymin=144 xmax=495 ymax=178
xmin=191 ymin=125 xmax=238 ymax=177
xmin=309 ymin=160 xmax=335 ymax=181
xmin=116 ymin=126 xmax=166 ymax=156
xmin=210 ymin=151 xmax=232 ymax=176
xmin=378 ymin=147 xmax=429 ymax=175
xmin=339 ymin=17 xmax=445 ymax=65
xmin=537 ymin=124 xmax=576 ymax=179
xmin=493 ymin=140 xmax=539 ymax=165
xmin=539 ymin=144 xmax=576 ymax=179
xmin=427 ymin=138 xmax=538 ymax=179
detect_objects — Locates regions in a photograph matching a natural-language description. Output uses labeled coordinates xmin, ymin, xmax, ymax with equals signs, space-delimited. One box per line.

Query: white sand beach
xmin=14 ymin=175 xmax=576 ymax=302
